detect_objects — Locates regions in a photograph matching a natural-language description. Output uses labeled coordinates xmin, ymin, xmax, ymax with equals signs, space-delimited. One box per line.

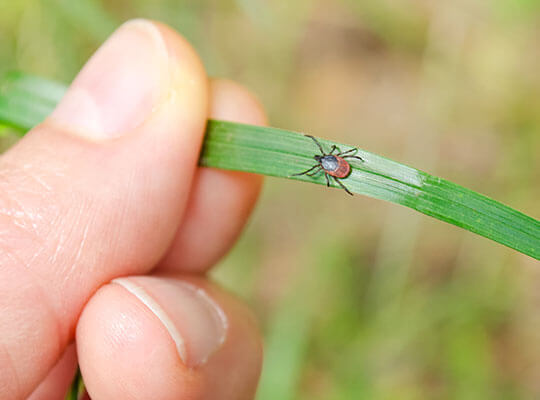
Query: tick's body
xmin=318 ymin=155 xmax=350 ymax=178
xmin=292 ymin=135 xmax=364 ymax=195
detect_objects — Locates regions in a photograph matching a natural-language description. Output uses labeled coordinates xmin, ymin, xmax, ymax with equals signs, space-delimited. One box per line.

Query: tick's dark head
xmin=314 ymin=155 xmax=322 ymax=162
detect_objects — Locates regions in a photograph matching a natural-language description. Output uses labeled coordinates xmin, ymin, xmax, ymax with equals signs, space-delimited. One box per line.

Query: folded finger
xmin=159 ymin=79 xmax=267 ymax=273
xmin=27 ymin=344 xmax=78 ymax=400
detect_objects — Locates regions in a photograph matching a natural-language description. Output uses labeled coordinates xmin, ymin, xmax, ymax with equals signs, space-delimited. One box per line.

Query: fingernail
xmin=112 ymin=277 xmax=228 ymax=367
xmin=50 ymin=19 xmax=168 ymax=139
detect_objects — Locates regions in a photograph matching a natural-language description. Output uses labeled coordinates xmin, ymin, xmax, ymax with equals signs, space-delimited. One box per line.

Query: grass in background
xmin=1 ymin=1 xmax=539 ymax=399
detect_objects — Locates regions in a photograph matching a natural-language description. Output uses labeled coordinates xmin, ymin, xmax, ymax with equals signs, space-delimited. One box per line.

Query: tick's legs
xmin=305 ymin=134 xmax=327 ymax=155
xmin=292 ymin=164 xmax=319 ymax=176
xmin=306 ymin=166 xmax=322 ymax=176
xmin=329 ymin=145 xmax=341 ymax=155
xmin=338 ymin=148 xmax=358 ymax=156
xmin=339 ymin=148 xmax=364 ymax=162
xmin=343 ymin=155 xmax=364 ymax=162
xmin=324 ymin=172 xmax=330 ymax=187
xmin=333 ymin=176 xmax=354 ymax=196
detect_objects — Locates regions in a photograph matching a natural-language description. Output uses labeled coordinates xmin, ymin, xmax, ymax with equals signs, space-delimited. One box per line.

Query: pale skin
xmin=0 ymin=20 xmax=266 ymax=400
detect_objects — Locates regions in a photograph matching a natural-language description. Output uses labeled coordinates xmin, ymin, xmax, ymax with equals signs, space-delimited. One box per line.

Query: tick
xmin=292 ymin=135 xmax=364 ymax=196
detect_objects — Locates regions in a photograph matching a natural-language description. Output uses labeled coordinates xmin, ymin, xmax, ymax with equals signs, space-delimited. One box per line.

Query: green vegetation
xmin=2 ymin=73 xmax=538 ymax=258
xmin=1 ymin=1 xmax=539 ymax=399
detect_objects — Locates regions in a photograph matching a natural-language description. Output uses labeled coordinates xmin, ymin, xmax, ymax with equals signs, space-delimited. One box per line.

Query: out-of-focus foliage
xmin=1 ymin=1 xmax=539 ymax=398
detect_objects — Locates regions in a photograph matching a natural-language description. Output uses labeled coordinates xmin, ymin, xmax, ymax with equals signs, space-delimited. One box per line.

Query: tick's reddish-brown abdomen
xmin=326 ymin=156 xmax=351 ymax=178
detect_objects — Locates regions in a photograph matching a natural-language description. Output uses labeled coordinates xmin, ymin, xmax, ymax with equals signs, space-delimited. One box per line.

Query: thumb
xmin=0 ymin=19 xmax=208 ymax=399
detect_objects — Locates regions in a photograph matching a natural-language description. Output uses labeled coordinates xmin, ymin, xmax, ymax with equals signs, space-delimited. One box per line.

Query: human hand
xmin=0 ymin=19 xmax=266 ymax=400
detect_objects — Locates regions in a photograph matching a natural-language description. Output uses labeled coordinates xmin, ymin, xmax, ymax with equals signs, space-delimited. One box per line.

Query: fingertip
xmin=77 ymin=276 xmax=262 ymax=400
xmin=151 ymin=20 xmax=209 ymax=124
xmin=77 ymin=282 xmax=195 ymax=399
xmin=209 ymin=79 xmax=268 ymax=126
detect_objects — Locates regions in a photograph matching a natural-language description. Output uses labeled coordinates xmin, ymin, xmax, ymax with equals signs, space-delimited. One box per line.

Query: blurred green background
xmin=1 ymin=1 xmax=540 ymax=398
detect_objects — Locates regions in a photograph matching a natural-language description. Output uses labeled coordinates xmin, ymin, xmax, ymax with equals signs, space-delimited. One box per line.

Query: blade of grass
xmin=64 ymin=367 xmax=85 ymax=400
xmin=0 ymin=71 xmax=66 ymax=130
xmin=202 ymin=122 xmax=539 ymax=259
xmin=256 ymin=300 xmax=311 ymax=400
xmin=0 ymin=72 xmax=538 ymax=260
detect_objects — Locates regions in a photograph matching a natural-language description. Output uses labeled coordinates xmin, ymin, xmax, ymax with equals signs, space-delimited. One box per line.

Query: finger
xmin=77 ymin=275 xmax=262 ymax=400
xmin=27 ymin=345 xmax=78 ymax=400
xmin=159 ymin=79 xmax=267 ymax=273
xmin=0 ymin=20 xmax=207 ymax=398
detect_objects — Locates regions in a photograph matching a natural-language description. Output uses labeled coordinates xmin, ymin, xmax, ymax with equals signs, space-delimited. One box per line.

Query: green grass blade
xmin=1 ymin=73 xmax=539 ymax=259
xmin=256 ymin=301 xmax=310 ymax=400
xmin=202 ymin=121 xmax=539 ymax=259
xmin=0 ymin=72 xmax=66 ymax=129
xmin=64 ymin=367 xmax=84 ymax=400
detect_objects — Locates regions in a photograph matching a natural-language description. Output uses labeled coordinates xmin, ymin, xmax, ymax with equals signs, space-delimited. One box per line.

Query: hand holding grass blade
xmin=1 ymin=72 xmax=539 ymax=259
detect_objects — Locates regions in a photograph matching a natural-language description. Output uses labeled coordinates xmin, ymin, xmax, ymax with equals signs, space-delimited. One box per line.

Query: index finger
xmin=158 ymin=78 xmax=268 ymax=273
